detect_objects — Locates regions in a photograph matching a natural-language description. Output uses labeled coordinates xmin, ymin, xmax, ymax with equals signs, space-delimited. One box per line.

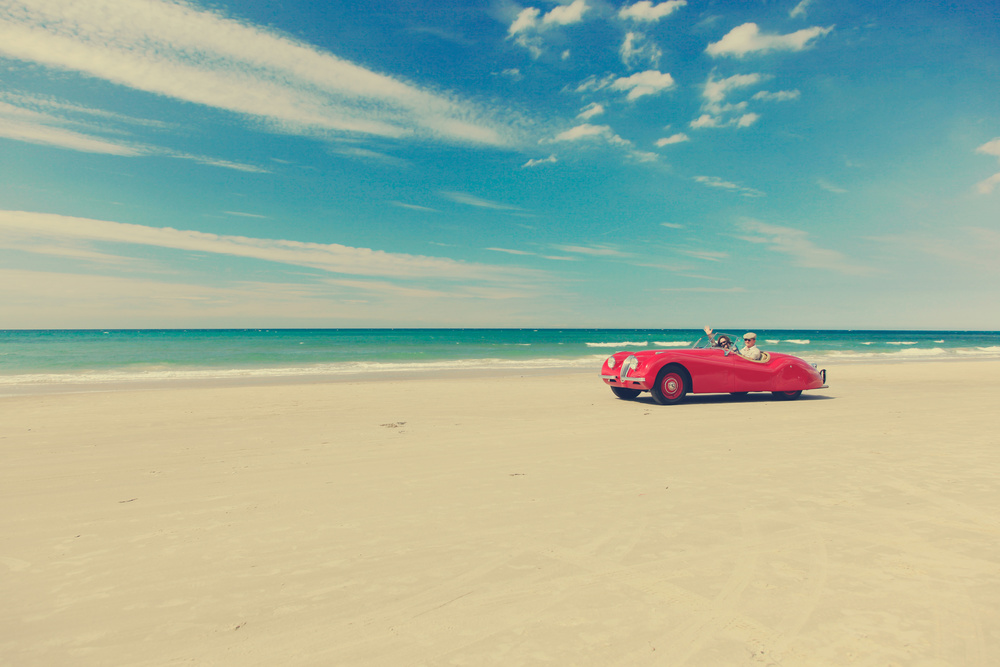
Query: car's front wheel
xmin=651 ymin=364 xmax=687 ymax=405
xmin=771 ymin=390 xmax=802 ymax=400
xmin=610 ymin=386 xmax=641 ymax=400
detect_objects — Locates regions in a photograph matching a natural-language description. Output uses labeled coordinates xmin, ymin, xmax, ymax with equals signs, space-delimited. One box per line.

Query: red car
xmin=599 ymin=331 xmax=828 ymax=405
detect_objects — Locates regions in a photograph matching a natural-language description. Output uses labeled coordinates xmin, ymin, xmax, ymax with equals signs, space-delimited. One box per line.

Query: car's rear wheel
xmin=771 ymin=390 xmax=802 ymax=400
xmin=610 ymin=386 xmax=641 ymax=400
xmin=651 ymin=364 xmax=687 ymax=405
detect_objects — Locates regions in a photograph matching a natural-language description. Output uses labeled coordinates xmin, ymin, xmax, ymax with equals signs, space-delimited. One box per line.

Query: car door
xmin=683 ymin=348 xmax=735 ymax=393
xmin=732 ymin=353 xmax=774 ymax=392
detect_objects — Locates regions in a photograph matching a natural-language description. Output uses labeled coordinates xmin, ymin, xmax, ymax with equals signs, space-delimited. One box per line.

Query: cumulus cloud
xmin=737 ymin=220 xmax=872 ymax=275
xmin=552 ymin=123 xmax=628 ymax=145
xmin=656 ymin=133 xmax=689 ymax=146
xmin=620 ymin=31 xmax=663 ymax=68
xmin=508 ymin=0 xmax=590 ymax=56
xmin=0 ymin=0 xmax=521 ymax=147
xmin=619 ymin=0 xmax=686 ymax=22
xmin=691 ymin=73 xmax=765 ymax=128
xmin=610 ymin=70 xmax=676 ymax=100
xmin=0 ymin=210 xmax=540 ymax=284
xmin=522 ymin=155 xmax=558 ymax=168
xmin=706 ymin=23 xmax=833 ymax=57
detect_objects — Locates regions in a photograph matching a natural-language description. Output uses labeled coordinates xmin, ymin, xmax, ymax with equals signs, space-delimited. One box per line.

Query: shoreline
xmin=2 ymin=353 xmax=999 ymax=397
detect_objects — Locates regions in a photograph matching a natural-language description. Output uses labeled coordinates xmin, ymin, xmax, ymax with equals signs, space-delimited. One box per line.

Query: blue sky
xmin=1 ymin=0 xmax=998 ymax=329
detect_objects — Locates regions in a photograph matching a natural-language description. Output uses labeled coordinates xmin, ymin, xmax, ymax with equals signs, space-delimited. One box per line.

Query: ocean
xmin=2 ymin=328 xmax=999 ymax=391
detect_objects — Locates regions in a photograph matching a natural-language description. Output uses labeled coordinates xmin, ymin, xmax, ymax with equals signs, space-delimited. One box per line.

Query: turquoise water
xmin=2 ymin=329 xmax=999 ymax=388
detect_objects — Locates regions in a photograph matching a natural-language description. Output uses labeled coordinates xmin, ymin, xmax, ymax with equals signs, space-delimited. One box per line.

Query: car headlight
xmin=621 ymin=355 xmax=638 ymax=377
xmin=606 ymin=355 xmax=617 ymax=369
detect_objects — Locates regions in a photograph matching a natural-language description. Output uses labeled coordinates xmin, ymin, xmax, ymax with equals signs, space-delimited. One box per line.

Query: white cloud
xmin=552 ymin=123 xmax=628 ymax=145
xmin=0 ymin=0 xmax=520 ymax=147
xmin=0 ymin=209 xmax=538 ymax=283
xmin=736 ymin=113 xmax=759 ymax=127
xmin=619 ymin=1 xmax=686 ymax=22
xmin=817 ymin=179 xmax=847 ymax=194
xmin=577 ymin=102 xmax=605 ymax=120
xmin=543 ymin=0 xmax=589 ymax=26
xmin=706 ymin=23 xmax=833 ymax=57
xmin=441 ymin=191 xmax=523 ymax=211
xmin=508 ymin=0 xmax=590 ymax=56
xmin=656 ymin=133 xmax=689 ymax=146
xmin=553 ymin=244 xmax=628 ymax=257
xmin=703 ymin=73 xmax=762 ymax=107
xmin=620 ymin=31 xmax=662 ymax=68
xmin=790 ymin=0 xmax=814 ymax=18
xmin=738 ymin=220 xmax=872 ymax=275
xmin=694 ymin=176 xmax=764 ymax=197
xmin=390 ymin=201 xmax=440 ymax=212
xmin=522 ymin=155 xmax=558 ymax=168
xmin=976 ymin=138 xmax=1000 ymax=158
xmin=690 ymin=114 xmax=720 ymax=129
xmin=752 ymin=89 xmax=801 ymax=102
xmin=509 ymin=7 xmax=542 ymax=35
xmin=610 ymin=70 xmax=676 ymax=100
xmin=975 ymin=173 xmax=1000 ymax=195
xmin=661 ymin=222 xmax=685 ymax=229
xmin=974 ymin=139 xmax=1000 ymax=194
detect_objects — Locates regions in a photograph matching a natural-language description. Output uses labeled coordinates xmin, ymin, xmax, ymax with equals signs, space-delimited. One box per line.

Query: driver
xmin=739 ymin=332 xmax=763 ymax=360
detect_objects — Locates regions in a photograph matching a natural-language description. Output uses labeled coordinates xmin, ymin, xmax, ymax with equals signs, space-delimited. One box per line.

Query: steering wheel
xmin=716 ymin=334 xmax=732 ymax=349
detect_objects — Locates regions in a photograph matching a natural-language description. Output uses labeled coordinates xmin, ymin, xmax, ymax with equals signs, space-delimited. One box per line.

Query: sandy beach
xmin=2 ymin=360 xmax=999 ymax=666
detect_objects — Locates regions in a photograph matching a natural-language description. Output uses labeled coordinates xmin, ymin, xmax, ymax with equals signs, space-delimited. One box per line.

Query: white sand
xmin=2 ymin=361 xmax=999 ymax=665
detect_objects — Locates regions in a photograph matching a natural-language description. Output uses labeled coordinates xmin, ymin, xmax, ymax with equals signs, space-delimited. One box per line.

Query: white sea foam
xmin=957 ymin=346 xmax=1000 ymax=355
xmin=765 ymin=339 xmax=779 ymax=344
xmin=585 ymin=341 xmax=648 ymax=348
xmin=783 ymin=339 xmax=810 ymax=345
xmin=652 ymin=341 xmax=691 ymax=347
xmin=815 ymin=346 xmax=1000 ymax=362
xmin=886 ymin=341 xmax=917 ymax=345
xmin=0 ymin=356 xmax=606 ymax=388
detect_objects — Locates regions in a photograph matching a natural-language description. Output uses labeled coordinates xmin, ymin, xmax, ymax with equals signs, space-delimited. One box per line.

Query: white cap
xmin=744 ymin=332 xmax=757 ymax=339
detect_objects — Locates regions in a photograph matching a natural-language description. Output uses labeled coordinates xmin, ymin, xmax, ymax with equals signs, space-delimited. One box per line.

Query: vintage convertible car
xmin=599 ymin=331 xmax=827 ymax=405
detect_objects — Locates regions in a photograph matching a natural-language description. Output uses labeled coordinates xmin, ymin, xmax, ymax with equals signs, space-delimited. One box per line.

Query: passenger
xmin=739 ymin=332 xmax=763 ymax=360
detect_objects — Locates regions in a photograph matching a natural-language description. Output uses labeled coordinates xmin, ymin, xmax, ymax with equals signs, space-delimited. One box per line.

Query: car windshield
xmin=693 ymin=332 xmax=738 ymax=349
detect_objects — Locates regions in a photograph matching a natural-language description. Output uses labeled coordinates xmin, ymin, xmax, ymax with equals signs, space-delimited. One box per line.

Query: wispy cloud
xmin=975 ymin=138 xmax=1000 ymax=194
xmin=790 ymin=0 xmax=815 ymax=18
xmin=619 ymin=1 xmax=686 ymax=22
xmin=817 ymin=179 xmax=847 ymax=194
xmin=752 ymin=89 xmax=801 ymax=102
xmin=390 ymin=201 xmax=440 ymax=213
xmin=620 ymin=32 xmax=662 ymax=69
xmin=738 ymin=220 xmax=872 ymax=275
xmin=552 ymin=244 xmax=628 ymax=257
xmin=706 ymin=23 xmax=834 ymax=57
xmin=0 ymin=0 xmax=522 ymax=147
xmin=656 ymin=133 xmax=689 ymax=146
xmin=694 ymin=176 xmax=764 ymax=197
xmin=0 ymin=209 xmax=540 ymax=283
xmin=691 ymin=73 xmax=765 ymax=128
xmin=577 ymin=102 xmax=605 ymax=120
xmin=441 ymin=191 xmax=523 ymax=211
xmin=522 ymin=155 xmax=558 ymax=168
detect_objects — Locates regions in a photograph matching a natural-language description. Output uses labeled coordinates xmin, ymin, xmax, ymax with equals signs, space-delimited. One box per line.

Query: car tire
xmin=771 ymin=390 xmax=802 ymax=400
xmin=651 ymin=364 xmax=688 ymax=405
xmin=610 ymin=386 xmax=641 ymax=400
